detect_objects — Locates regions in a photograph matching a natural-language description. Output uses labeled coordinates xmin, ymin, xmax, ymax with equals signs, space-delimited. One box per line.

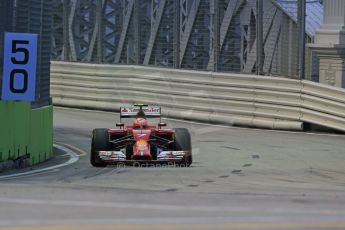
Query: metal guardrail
xmin=50 ymin=61 xmax=345 ymax=132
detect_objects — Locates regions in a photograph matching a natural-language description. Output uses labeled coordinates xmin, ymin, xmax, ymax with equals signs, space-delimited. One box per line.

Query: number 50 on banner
xmin=1 ymin=32 xmax=38 ymax=101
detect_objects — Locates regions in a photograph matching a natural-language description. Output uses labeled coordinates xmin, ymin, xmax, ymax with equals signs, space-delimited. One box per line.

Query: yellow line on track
xmin=56 ymin=143 xmax=88 ymax=157
xmin=2 ymin=222 xmax=345 ymax=230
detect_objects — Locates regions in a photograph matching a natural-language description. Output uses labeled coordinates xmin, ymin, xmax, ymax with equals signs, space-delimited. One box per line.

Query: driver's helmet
xmin=133 ymin=117 xmax=148 ymax=130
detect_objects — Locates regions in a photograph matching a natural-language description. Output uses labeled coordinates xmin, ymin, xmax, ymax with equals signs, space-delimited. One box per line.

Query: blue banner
xmin=1 ymin=32 xmax=38 ymax=101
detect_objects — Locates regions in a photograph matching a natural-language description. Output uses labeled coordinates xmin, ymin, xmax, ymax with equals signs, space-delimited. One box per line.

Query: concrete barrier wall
xmin=0 ymin=101 xmax=53 ymax=166
xmin=51 ymin=61 xmax=345 ymax=132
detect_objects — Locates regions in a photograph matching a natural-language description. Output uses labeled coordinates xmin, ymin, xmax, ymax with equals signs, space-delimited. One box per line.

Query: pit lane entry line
xmin=0 ymin=144 xmax=79 ymax=180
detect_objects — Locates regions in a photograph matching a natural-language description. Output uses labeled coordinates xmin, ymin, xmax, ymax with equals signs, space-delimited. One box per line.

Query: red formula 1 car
xmin=90 ymin=104 xmax=192 ymax=167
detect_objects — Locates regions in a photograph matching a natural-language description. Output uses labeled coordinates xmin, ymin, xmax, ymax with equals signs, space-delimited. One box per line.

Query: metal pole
xmin=63 ymin=0 xmax=69 ymax=61
xmin=174 ymin=0 xmax=180 ymax=68
xmin=214 ymin=0 xmax=219 ymax=72
xmin=96 ymin=0 xmax=103 ymax=63
xmin=256 ymin=0 xmax=263 ymax=75
xmin=298 ymin=0 xmax=306 ymax=79
xmin=134 ymin=0 xmax=140 ymax=64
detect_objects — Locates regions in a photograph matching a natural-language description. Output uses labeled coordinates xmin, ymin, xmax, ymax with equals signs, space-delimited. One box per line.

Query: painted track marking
xmin=56 ymin=142 xmax=88 ymax=156
xmin=1 ymin=222 xmax=345 ymax=230
xmin=0 ymin=144 xmax=79 ymax=180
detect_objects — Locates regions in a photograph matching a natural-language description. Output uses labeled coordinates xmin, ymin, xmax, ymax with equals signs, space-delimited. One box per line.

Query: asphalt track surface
xmin=1 ymin=107 xmax=345 ymax=230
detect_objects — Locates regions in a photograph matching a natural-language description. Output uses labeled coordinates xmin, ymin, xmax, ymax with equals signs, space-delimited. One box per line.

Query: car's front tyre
xmin=90 ymin=128 xmax=109 ymax=167
xmin=173 ymin=128 xmax=192 ymax=167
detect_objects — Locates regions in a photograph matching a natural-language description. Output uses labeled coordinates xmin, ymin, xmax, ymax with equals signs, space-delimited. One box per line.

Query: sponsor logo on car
xmin=121 ymin=106 xmax=161 ymax=117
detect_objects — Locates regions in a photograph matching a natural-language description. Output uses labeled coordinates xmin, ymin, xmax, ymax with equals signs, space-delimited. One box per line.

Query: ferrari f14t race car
xmin=90 ymin=104 xmax=192 ymax=167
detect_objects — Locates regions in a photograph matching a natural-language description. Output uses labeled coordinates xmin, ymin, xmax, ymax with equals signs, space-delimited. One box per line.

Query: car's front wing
xmin=97 ymin=150 xmax=188 ymax=164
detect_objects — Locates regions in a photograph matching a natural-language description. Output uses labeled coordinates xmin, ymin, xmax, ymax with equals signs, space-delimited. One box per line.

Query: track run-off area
xmin=0 ymin=107 xmax=345 ymax=230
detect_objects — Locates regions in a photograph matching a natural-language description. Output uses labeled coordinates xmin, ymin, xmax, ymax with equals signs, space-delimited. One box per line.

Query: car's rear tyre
xmin=90 ymin=128 xmax=108 ymax=167
xmin=173 ymin=128 xmax=192 ymax=167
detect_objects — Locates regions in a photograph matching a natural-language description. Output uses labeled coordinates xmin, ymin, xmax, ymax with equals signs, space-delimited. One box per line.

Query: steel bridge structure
xmin=51 ymin=0 xmax=323 ymax=78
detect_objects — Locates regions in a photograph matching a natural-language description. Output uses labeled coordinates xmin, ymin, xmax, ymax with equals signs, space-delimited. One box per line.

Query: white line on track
xmin=56 ymin=106 xmax=345 ymax=138
xmin=0 ymin=144 xmax=79 ymax=180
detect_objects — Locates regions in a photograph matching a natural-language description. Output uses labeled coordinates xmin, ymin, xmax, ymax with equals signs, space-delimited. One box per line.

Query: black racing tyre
xmin=150 ymin=144 xmax=157 ymax=160
xmin=173 ymin=128 xmax=192 ymax=167
xmin=90 ymin=128 xmax=109 ymax=167
xmin=126 ymin=144 xmax=133 ymax=160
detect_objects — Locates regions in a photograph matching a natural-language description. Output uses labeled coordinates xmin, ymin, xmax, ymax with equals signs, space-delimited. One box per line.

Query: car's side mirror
xmin=116 ymin=123 xmax=124 ymax=128
xmin=158 ymin=122 xmax=167 ymax=128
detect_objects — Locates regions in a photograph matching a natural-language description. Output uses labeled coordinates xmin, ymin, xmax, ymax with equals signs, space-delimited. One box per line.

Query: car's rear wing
xmin=120 ymin=106 xmax=161 ymax=118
